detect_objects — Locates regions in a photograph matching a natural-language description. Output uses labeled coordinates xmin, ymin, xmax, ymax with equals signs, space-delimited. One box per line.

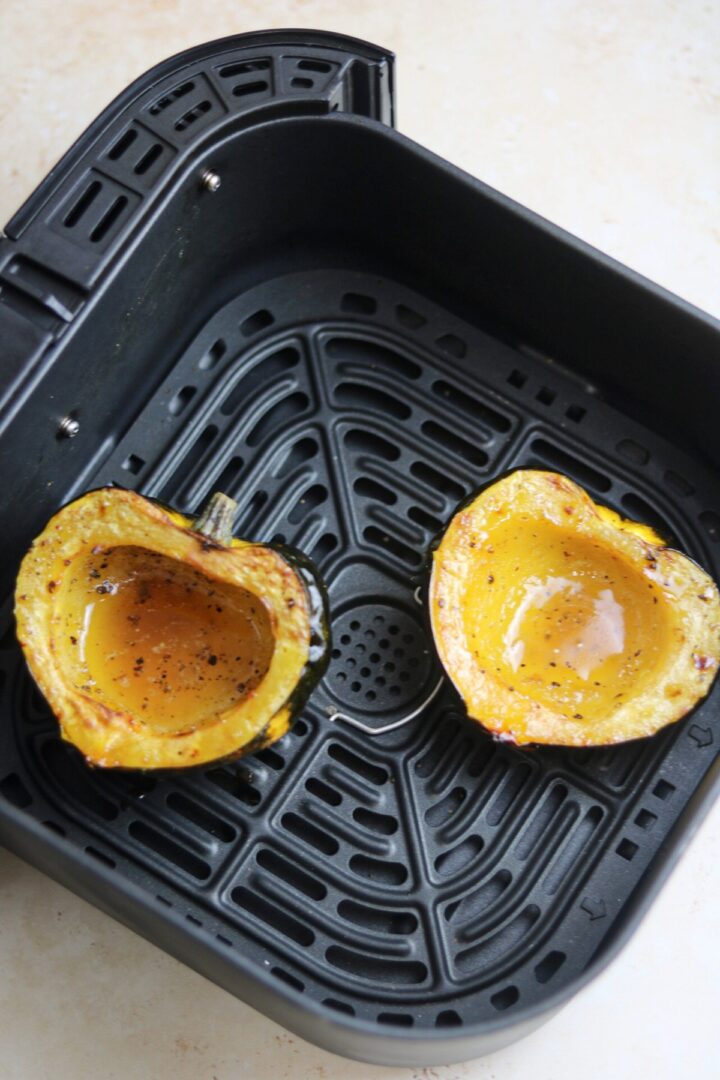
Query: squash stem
xmin=192 ymin=492 xmax=238 ymax=545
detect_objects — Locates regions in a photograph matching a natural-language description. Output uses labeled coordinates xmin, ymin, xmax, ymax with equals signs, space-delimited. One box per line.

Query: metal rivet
xmin=57 ymin=416 xmax=80 ymax=439
xmin=201 ymin=170 xmax=221 ymax=193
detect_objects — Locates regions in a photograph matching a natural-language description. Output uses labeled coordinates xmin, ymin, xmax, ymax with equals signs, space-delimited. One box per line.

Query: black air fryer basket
xmin=1 ymin=31 xmax=719 ymax=1067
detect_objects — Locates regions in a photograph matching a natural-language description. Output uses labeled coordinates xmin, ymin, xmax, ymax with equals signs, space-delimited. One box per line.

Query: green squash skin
xmin=22 ymin=486 xmax=331 ymax=773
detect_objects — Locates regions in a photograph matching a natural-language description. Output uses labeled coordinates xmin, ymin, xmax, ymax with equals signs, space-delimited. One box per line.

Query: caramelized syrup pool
xmin=62 ymin=546 xmax=274 ymax=733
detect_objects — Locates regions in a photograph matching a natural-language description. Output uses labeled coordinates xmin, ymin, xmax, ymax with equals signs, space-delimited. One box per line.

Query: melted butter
xmin=503 ymin=576 xmax=625 ymax=680
xmin=462 ymin=519 xmax=669 ymax=722
xmin=61 ymin=546 xmax=274 ymax=734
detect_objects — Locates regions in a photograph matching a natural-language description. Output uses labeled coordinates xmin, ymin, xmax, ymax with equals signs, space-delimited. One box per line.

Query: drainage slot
xmin=199 ymin=339 xmax=226 ymax=370
xmin=456 ymin=906 xmax=539 ymax=973
xmin=206 ymin=767 xmax=261 ymax=806
xmin=408 ymin=505 xmax=443 ymax=533
xmin=336 ymin=382 xmax=411 ymax=420
xmin=530 ymin=439 xmax=611 ymax=493
xmin=422 ymin=420 xmax=487 ymax=465
xmin=433 ymin=379 xmax=511 ymax=432
xmin=410 ymin=460 xmax=466 ymax=502
xmin=344 ymin=428 xmax=400 ymax=461
xmin=166 ymin=792 xmax=236 ymax=842
xmin=338 ymin=900 xmax=416 ymax=935
xmin=90 ymin=196 xmax=128 ymax=243
xmin=246 ymin=392 xmax=309 ymax=447
xmin=149 ymin=81 xmax=194 ymax=114
xmin=328 ymin=336 xmax=421 ymax=380
xmin=353 ymin=807 xmax=398 ymax=835
xmin=297 ymin=59 xmax=333 ymax=73
xmin=272 ymin=967 xmax=304 ymax=991
xmin=255 ymin=747 xmax=284 ymax=771
xmin=282 ymin=812 xmax=338 ymax=855
xmin=378 ymin=1012 xmax=414 ymax=1027
xmin=275 ymin=435 xmax=319 ymax=478
xmin=305 ymin=777 xmax=342 ymax=806
xmin=535 ymin=949 xmax=567 ymax=983
xmin=354 ymin=476 xmax=397 ymax=505
xmin=327 ymin=743 xmax=388 ymax=785
xmin=174 ymin=100 xmax=211 ymax=132
xmin=364 ymin=526 xmax=422 ymax=566
xmin=64 ymin=181 xmax=102 ymax=228
xmin=233 ymin=80 xmax=269 ymax=98
xmin=128 ymin=821 xmax=210 ymax=879
xmin=436 ymin=333 xmax=466 ymax=358
xmin=445 ymin=869 xmax=512 ymax=924
xmin=160 ymin=424 xmax=217 ymax=500
xmin=349 ymin=855 xmax=407 ymax=885
xmin=221 ymin=347 xmax=299 ymax=416
xmin=339 ymin=292 xmax=377 ymax=315
xmin=240 ymin=309 xmax=274 ymax=336
xmin=257 ymin=848 xmax=327 ymax=901
xmin=214 ymin=455 xmax=244 ymax=494
xmin=544 ymin=805 xmax=603 ymax=895
xmin=122 ymin=453 xmax=144 ymax=475
xmin=107 ymin=129 xmax=138 ymax=160
xmin=134 ymin=144 xmax=163 ymax=175
xmin=436 ymin=1010 xmax=462 ymax=1027
xmin=515 ymin=784 xmax=567 ymax=860
xmin=287 ymin=483 xmax=327 ymax=524
xmin=491 ymin=985 xmax=519 ymax=1011
xmin=219 ymin=59 xmax=270 ymax=77
xmin=169 ymin=385 xmax=196 ymax=416
xmin=85 ymin=846 xmax=116 ymax=868
xmin=425 ymin=787 xmax=466 ymax=827
xmin=232 ymin=887 xmax=314 ymax=945
xmin=326 ymin=946 xmax=426 ymax=984
xmin=396 ymin=304 xmax=427 ymax=329
xmin=616 ymin=837 xmax=639 ymax=862
xmin=434 ymin=835 xmax=483 ymax=877
xmin=324 ymin=998 xmax=355 ymax=1015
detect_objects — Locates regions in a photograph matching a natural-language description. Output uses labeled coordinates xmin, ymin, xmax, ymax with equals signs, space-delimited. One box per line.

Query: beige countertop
xmin=1 ymin=2 xmax=719 ymax=1078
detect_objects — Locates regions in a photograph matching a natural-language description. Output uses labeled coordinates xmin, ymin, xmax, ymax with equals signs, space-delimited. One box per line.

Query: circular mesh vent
xmin=325 ymin=602 xmax=435 ymax=714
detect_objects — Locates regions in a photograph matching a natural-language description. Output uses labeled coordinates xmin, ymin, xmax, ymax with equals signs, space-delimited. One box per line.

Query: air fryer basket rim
xmin=0 ymin=30 xmax=718 ymax=1067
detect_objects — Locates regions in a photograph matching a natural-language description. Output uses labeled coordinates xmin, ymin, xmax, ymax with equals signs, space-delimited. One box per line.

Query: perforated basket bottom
xmin=1 ymin=269 xmax=719 ymax=1034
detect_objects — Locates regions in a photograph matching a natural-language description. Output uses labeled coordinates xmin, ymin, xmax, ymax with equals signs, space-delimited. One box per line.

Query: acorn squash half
xmin=429 ymin=470 xmax=720 ymax=747
xmin=15 ymin=488 xmax=329 ymax=768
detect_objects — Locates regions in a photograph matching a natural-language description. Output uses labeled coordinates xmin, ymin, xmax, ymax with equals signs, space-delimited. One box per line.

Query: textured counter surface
xmin=0 ymin=2 xmax=718 ymax=1078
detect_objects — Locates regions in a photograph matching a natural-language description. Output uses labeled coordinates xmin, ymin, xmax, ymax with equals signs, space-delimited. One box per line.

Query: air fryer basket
xmin=1 ymin=31 xmax=719 ymax=1067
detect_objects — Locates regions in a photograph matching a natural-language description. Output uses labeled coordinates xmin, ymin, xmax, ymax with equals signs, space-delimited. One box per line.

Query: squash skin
xmin=15 ymin=487 xmax=329 ymax=769
xmin=429 ymin=469 xmax=720 ymax=747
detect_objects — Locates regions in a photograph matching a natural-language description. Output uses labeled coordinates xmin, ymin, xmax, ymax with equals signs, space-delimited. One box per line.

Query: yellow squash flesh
xmin=430 ymin=470 xmax=720 ymax=746
xmin=15 ymin=488 xmax=325 ymax=768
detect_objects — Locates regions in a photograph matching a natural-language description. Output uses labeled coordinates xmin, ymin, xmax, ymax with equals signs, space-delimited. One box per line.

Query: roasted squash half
xmin=15 ymin=488 xmax=329 ymax=768
xmin=430 ymin=470 xmax=720 ymax=747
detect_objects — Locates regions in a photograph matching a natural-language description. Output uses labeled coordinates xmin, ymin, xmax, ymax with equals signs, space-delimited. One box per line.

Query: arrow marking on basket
xmin=688 ymin=724 xmax=713 ymax=748
xmin=581 ymin=897 xmax=607 ymax=921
